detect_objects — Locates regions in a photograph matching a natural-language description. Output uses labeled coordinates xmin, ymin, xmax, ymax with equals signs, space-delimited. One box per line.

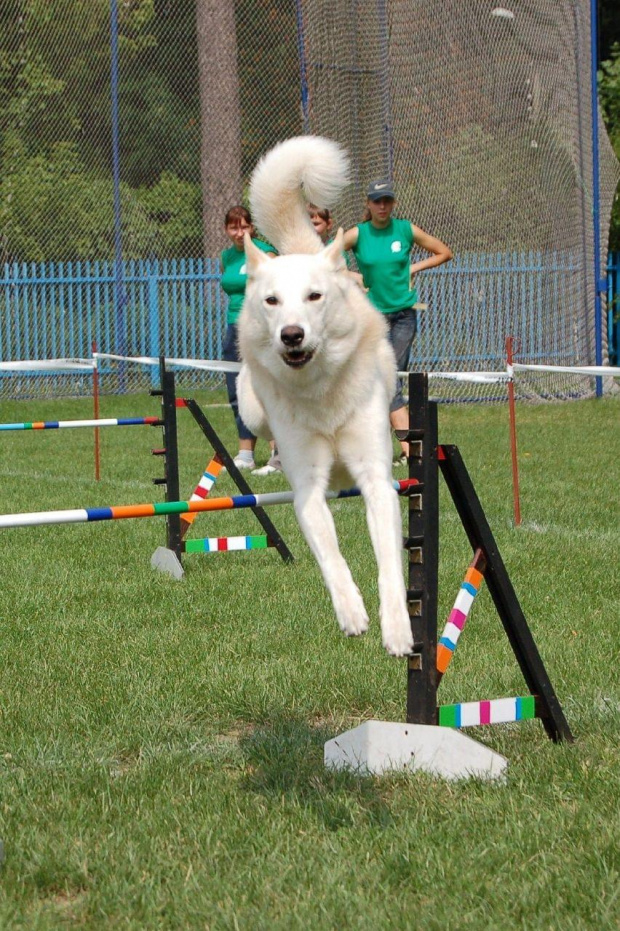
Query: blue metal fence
xmin=607 ymin=251 xmax=620 ymax=367
xmin=1 ymin=251 xmax=619 ymax=390
xmin=0 ymin=258 xmax=224 ymax=388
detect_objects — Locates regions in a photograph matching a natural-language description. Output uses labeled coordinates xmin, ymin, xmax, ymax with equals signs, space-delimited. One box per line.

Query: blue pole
xmin=295 ymin=0 xmax=310 ymax=133
xmin=377 ymin=0 xmax=393 ymax=179
xmin=590 ymin=0 xmax=603 ymax=396
xmin=148 ymin=266 xmax=160 ymax=389
xmin=110 ymin=0 xmax=127 ymax=392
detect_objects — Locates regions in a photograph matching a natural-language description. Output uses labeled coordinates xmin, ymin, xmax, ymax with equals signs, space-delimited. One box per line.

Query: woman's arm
xmin=342 ymin=226 xmax=359 ymax=251
xmin=409 ymin=224 xmax=453 ymax=277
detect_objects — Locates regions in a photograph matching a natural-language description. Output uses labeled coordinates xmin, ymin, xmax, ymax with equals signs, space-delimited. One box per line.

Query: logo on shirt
xmin=240 ymin=264 xmax=247 ymax=274
xmin=391 ymin=241 xmax=402 ymax=253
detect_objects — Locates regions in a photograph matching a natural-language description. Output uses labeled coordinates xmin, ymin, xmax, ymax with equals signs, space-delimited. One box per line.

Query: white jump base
xmin=324 ymin=720 xmax=508 ymax=781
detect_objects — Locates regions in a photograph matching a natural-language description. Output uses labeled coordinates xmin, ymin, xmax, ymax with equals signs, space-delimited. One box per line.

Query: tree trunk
xmin=195 ymin=0 xmax=242 ymax=257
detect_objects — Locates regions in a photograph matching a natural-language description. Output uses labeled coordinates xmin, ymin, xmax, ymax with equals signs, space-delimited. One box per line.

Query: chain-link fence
xmin=0 ymin=0 xmax=618 ymax=400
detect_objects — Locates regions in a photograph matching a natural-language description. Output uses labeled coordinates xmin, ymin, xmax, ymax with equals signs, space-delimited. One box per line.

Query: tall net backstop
xmin=0 ymin=0 xmax=618 ymax=401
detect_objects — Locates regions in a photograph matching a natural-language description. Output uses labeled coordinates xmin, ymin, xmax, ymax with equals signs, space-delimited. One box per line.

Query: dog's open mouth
xmin=282 ymin=349 xmax=315 ymax=369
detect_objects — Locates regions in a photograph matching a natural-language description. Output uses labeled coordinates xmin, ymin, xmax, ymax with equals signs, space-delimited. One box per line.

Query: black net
xmin=0 ymin=0 xmax=617 ymax=400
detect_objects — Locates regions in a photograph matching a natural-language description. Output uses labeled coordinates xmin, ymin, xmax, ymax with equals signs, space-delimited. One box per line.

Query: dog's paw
xmin=382 ymin=625 xmax=414 ymax=657
xmin=333 ymin=584 xmax=369 ymax=638
xmin=381 ymin=607 xmax=414 ymax=657
xmin=341 ymin=609 xmax=370 ymax=638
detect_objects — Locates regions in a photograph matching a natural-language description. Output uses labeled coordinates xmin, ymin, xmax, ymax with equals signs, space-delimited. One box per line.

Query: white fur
xmin=238 ymin=136 xmax=413 ymax=656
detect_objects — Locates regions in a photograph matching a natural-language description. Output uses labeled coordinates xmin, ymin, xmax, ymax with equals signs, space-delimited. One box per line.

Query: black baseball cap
xmin=367 ymin=179 xmax=395 ymax=200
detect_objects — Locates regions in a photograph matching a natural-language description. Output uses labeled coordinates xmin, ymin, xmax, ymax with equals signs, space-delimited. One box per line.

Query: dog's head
xmin=240 ymin=229 xmax=357 ymax=376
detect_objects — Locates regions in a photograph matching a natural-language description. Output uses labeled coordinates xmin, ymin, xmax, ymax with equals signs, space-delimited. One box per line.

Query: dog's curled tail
xmin=249 ymin=135 xmax=350 ymax=256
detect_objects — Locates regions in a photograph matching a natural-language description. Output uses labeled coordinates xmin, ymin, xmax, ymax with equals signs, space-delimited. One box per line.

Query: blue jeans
xmin=222 ymin=323 xmax=255 ymax=441
xmin=386 ymin=308 xmax=417 ymax=412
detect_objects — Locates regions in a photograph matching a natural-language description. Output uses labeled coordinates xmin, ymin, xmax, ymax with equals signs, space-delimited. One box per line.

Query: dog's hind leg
xmin=284 ymin=442 xmax=369 ymax=638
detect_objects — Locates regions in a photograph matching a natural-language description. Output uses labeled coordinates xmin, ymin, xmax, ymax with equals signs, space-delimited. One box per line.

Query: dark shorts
xmin=386 ymin=307 xmax=417 ymax=412
xmin=222 ymin=323 xmax=255 ymax=441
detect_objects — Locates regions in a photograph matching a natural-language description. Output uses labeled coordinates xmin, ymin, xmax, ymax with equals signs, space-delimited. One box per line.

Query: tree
xmin=195 ymin=0 xmax=242 ymax=257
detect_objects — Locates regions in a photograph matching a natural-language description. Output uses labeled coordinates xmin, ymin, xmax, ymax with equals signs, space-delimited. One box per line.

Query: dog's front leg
xmin=295 ymin=485 xmax=370 ymax=637
xmin=285 ymin=446 xmax=369 ymax=638
xmin=358 ymin=477 xmax=413 ymax=656
xmin=342 ymin=418 xmax=413 ymax=657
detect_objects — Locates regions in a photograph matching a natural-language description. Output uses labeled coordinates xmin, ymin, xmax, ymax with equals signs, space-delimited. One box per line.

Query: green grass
xmin=0 ymin=391 xmax=618 ymax=929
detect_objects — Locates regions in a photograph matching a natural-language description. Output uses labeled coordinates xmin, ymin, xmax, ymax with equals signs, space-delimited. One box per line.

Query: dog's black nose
xmin=280 ymin=325 xmax=305 ymax=348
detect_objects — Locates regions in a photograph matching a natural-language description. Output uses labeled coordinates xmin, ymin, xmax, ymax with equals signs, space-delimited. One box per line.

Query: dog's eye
xmin=264 ymin=295 xmax=279 ymax=306
xmin=307 ymin=291 xmax=323 ymax=302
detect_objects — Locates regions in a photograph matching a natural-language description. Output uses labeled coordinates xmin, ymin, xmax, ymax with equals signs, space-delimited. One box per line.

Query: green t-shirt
xmin=352 ymin=217 xmax=418 ymax=314
xmin=220 ymin=238 xmax=276 ymax=324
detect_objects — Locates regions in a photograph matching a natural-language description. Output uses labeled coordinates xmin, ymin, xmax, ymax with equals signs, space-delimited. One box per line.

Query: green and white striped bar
xmin=184 ymin=534 xmax=271 ymax=553
xmin=438 ymin=696 xmax=537 ymax=728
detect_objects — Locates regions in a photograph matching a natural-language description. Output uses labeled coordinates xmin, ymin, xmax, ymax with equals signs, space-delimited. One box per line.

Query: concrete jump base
xmin=151 ymin=546 xmax=184 ymax=580
xmin=324 ymin=720 xmax=508 ymax=781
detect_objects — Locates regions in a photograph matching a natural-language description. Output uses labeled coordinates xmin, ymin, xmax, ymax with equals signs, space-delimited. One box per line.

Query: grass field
xmin=0 ymin=387 xmax=618 ymax=929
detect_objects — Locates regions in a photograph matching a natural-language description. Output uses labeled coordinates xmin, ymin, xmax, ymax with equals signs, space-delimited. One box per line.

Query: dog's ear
xmin=321 ymin=227 xmax=346 ymax=271
xmin=244 ymin=232 xmax=270 ymax=276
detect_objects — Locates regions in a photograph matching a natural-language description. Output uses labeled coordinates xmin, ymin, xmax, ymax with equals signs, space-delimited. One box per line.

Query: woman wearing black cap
xmin=343 ymin=181 xmax=452 ymax=464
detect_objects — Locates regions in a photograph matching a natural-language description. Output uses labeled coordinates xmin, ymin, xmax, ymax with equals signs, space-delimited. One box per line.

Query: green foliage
xmin=0 ymin=136 xmax=153 ymax=261
xmin=135 ymin=171 xmax=203 ymax=256
xmin=0 ymin=0 xmax=204 ymax=262
xmin=599 ymin=43 xmax=620 ymax=251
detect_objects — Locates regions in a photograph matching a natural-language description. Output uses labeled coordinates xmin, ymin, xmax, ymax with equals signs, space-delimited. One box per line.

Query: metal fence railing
xmin=3 ymin=249 xmax=619 ymax=388
xmin=608 ymin=252 xmax=620 ymax=366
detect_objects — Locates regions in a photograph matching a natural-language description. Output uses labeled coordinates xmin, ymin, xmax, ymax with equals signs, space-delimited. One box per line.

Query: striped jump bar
xmin=181 ymin=456 xmax=224 ymax=529
xmin=438 ymin=695 xmax=537 ymax=728
xmin=184 ymin=534 xmax=271 ymax=554
xmin=0 ymin=417 xmax=161 ymax=431
xmin=436 ymin=549 xmax=485 ymax=675
xmin=0 ymin=478 xmax=418 ymax=529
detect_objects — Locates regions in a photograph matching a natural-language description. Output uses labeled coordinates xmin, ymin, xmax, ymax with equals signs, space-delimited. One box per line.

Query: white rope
xmin=2 ymin=354 xmax=618 ymax=382
xmin=399 ymin=370 xmax=511 ymax=384
xmin=0 ymin=358 xmax=95 ymax=373
xmin=93 ymin=353 xmax=241 ymax=373
xmin=511 ymin=362 xmax=620 ymax=377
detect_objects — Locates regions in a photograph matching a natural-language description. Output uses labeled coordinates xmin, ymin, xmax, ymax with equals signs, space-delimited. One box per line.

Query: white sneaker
xmin=232 ymin=456 xmax=256 ymax=471
xmin=252 ymin=456 xmax=283 ymax=476
xmin=252 ymin=463 xmax=278 ymax=476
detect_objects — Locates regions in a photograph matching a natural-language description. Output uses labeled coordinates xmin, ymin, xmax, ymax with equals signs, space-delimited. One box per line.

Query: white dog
xmin=237 ymin=136 xmax=413 ymax=656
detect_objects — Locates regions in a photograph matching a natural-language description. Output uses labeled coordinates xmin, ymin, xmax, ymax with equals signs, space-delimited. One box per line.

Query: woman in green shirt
xmin=220 ymin=205 xmax=280 ymax=472
xmin=343 ymin=180 xmax=452 ymax=463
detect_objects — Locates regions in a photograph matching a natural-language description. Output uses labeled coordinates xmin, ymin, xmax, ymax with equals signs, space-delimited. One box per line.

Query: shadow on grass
xmin=238 ymin=716 xmax=393 ymax=831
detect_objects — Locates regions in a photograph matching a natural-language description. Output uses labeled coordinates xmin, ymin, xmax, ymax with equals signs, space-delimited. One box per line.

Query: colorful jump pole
xmin=438 ymin=695 xmax=537 ymax=729
xmin=180 ymin=454 xmax=225 ymax=537
xmin=0 ymin=479 xmax=419 ymax=530
xmin=183 ymin=534 xmax=273 ymax=554
xmin=436 ymin=548 xmax=486 ymax=679
xmin=0 ymin=417 xmax=162 ymax=431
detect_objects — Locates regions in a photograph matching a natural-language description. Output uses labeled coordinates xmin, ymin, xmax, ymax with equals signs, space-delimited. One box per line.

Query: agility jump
xmin=401 ymin=372 xmax=572 ymax=743
xmin=0 ymin=364 xmax=572 ymax=754
xmin=0 ymin=479 xmax=418 ymax=529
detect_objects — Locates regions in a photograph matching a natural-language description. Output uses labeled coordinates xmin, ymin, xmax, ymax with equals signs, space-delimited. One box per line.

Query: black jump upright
xmin=153 ymin=358 xmax=294 ymax=570
xmin=150 ymin=358 xmax=183 ymax=558
xmin=403 ymin=373 xmax=573 ymax=743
